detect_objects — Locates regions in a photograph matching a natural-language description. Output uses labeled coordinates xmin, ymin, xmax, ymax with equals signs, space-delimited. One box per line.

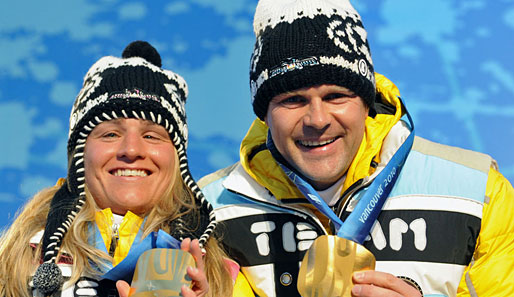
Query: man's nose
xmin=303 ymin=99 xmax=330 ymax=130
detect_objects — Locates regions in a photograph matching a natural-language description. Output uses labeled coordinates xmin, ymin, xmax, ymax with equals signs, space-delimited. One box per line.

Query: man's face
xmin=265 ymin=84 xmax=369 ymax=190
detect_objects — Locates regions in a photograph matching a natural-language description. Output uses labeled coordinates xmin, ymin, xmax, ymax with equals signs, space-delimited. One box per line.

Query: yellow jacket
xmin=458 ymin=167 xmax=514 ymax=296
xmin=219 ymin=73 xmax=514 ymax=296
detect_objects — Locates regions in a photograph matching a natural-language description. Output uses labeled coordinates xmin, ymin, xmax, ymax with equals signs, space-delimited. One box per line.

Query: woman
xmin=0 ymin=41 xmax=249 ymax=297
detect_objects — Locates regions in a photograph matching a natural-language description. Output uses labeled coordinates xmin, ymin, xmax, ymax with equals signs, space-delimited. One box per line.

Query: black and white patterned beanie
xmin=32 ymin=41 xmax=217 ymax=295
xmin=250 ymin=0 xmax=376 ymax=120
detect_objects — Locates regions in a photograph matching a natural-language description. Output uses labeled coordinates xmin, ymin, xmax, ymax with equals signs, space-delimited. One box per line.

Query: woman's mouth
xmin=111 ymin=169 xmax=149 ymax=177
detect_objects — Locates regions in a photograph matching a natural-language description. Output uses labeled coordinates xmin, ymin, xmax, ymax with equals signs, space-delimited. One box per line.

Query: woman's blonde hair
xmin=0 ymin=153 xmax=232 ymax=297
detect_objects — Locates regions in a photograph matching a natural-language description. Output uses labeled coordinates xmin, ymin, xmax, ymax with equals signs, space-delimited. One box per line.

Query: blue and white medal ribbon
xmin=89 ymin=221 xmax=181 ymax=282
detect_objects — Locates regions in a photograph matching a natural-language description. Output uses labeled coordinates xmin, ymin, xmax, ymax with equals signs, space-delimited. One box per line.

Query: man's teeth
xmin=114 ymin=169 xmax=148 ymax=177
xmin=299 ymin=138 xmax=336 ymax=147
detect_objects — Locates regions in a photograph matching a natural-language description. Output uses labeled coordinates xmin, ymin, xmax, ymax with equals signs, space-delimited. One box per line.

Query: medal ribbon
xmin=89 ymin=222 xmax=181 ymax=282
xmin=267 ymin=107 xmax=415 ymax=245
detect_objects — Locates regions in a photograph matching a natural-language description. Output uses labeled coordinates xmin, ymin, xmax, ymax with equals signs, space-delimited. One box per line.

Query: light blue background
xmin=1 ymin=0 xmax=513 ymax=228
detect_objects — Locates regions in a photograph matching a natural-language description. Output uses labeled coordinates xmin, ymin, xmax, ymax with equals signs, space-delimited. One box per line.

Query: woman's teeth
xmin=113 ymin=169 xmax=148 ymax=177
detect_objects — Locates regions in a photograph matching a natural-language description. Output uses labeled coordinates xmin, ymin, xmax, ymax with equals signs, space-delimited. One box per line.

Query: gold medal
xmin=297 ymin=235 xmax=375 ymax=297
xmin=129 ymin=248 xmax=194 ymax=296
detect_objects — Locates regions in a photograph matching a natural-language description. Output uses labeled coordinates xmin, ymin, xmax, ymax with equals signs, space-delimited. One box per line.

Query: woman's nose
xmin=117 ymin=133 xmax=145 ymax=161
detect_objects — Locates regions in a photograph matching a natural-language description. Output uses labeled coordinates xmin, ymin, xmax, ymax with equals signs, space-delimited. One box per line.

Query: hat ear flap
xmin=41 ymin=181 xmax=81 ymax=262
xmin=168 ymin=145 xmax=217 ymax=248
xmin=167 ymin=188 xmax=216 ymax=248
xmin=34 ymin=181 xmax=82 ymax=294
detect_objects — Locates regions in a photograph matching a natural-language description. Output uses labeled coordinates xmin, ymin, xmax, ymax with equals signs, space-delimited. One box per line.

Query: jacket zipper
xmin=335 ymin=179 xmax=365 ymax=218
xmin=109 ymin=224 xmax=119 ymax=257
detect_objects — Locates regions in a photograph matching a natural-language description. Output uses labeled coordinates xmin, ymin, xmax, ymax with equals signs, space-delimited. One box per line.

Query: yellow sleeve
xmin=233 ymin=271 xmax=256 ymax=297
xmin=457 ymin=168 xmax=514 ymax=296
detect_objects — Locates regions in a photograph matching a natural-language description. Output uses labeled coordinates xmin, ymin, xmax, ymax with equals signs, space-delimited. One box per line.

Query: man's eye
xmin=280 ymin=96 xmax=305 ymax=107
xmin=323 ymin=93 xmax=356 ymax=102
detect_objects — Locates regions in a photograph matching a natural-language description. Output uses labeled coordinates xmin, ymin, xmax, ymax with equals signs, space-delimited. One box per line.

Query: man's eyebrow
xmin=273 ymin=91 xmax=300 ymax=100
xmin=323 ymin=91 xmax=357 ymax=97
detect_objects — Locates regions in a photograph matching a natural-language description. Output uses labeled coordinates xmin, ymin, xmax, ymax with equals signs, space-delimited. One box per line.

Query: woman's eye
xmin=143 ymin=132 xmax=168 ymax=141
xmin=102 ymin=132 xmax=118 ymax=138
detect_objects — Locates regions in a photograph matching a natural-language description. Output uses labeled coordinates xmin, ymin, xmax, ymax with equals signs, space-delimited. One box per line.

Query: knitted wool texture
xmin=250 ymin=0 xmax=376 ymax=120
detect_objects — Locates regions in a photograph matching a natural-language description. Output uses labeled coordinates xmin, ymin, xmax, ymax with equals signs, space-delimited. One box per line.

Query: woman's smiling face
xmin=84 ymin=118 xmax=176 ymax=215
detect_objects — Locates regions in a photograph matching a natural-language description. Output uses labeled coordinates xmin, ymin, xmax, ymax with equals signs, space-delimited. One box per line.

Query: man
xmin=200 ymin=0 xmax=514 ymax=296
